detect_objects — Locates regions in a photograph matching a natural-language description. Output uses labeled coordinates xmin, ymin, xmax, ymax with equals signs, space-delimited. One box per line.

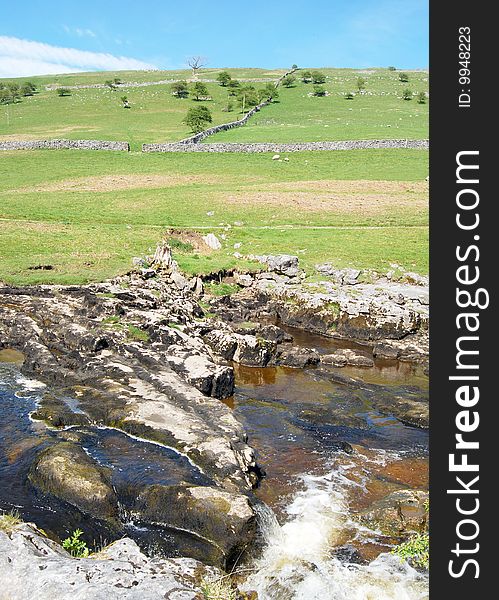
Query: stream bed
xmin=0 ymin=326 xmax=429 ymax=599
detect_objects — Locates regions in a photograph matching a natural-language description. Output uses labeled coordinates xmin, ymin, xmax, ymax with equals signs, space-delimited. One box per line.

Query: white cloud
xmin=0 ymin=36 xmax=157 ymax=77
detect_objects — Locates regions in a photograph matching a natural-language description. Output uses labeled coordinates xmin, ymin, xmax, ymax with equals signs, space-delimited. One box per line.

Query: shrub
xmin=301 ymin=70 xmax=313 ymax=83
xmin=402 ymin=88 xmax=413 ymax=100
xmin=392 ymin=532 xmax=429 ymax=570
xmin=0 ymin=509 xmax=22 ymax=533
xmin=62 ymin=529 xmax=90 ymax=558
xmin=281 ymin=74 xmax=296 ymax=88
xmin=171 ymin=81 xmax=189 ymax=98
xmin=121 ymin=95 xmax=130 ymax=108
xmin=345 ymin=92 xmax=355 ymax=100
xmin=399 ymin=73 xmax=409 ymax=83
xmin=105 ymin=80 xmax=117 ymax=90
xmin=192 ymin=81 xmax=209 ymax=100
xmin=56 ymin=87 xmax=71 ymax=97
xmin=417 ymin=91 xmax=427 ymax=104
xmin=388 ymin=66 xmax=397 ymax=71
xmin=356 ymin=77 xmax=366 ymax=92
xmin=217 ymin=71 xmax=232 ymax=87
xmin=313 ymin=85 xmax=326 ymax=97
xmin=311 ymin=70 xmax=326 ymax=84
xmin=201 ymin=576 xmax=237 ymax=600
xmin=183 ymin=105 xmax=213 ymax=132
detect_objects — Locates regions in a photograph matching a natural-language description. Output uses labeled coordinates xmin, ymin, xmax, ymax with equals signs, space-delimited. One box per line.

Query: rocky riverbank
xmin=0 ymin=250 xmax=429 ymax=594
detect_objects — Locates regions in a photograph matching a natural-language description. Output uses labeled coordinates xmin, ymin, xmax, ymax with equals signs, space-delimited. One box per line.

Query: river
xmin=0 ymin=326 xmax=429 ymax=599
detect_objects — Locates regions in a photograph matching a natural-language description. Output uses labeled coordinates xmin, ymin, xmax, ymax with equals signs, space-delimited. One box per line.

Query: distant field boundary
xmin=0 ymin=140 xmax=129 ymax=152
xmin=142 ymin=139 xmax=429 ymax=153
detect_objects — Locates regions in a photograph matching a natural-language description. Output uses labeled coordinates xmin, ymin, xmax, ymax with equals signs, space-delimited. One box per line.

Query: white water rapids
xmin=243 ymin=455 xmax=429 ymax=600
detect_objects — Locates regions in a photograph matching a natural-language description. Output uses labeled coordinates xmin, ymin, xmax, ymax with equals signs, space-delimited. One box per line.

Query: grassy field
xmin=0 ymin=148 xmax=428 ymax=285
xmin=1 ymin=68 xmax=428 ymax=149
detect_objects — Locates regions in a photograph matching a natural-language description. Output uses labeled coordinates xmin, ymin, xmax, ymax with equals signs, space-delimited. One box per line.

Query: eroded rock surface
xmin=0 ymin=523 xmax=222 ymax=600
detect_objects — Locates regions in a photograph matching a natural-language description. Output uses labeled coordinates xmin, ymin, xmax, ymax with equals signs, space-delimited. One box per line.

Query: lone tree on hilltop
xmin=399 ymin=73 xmax=409 ymax=83
xmin=301 ymin=70 xmax=313 ymax=83
xmin=311 ymin=70 xmax=326 ymax=84
xmin=171 ymin=81 xmax=189 ymax=98
xmin=192 ymin=81 xmax=209 ymax=100
xmin=187 ymin=56 xmax=207 ymax=78
xmin=281 ymin=74 xmax=296 ymax=88
xmin=56 ymin=87 xmax=71 ymax=97
xmin=388 ymin=66 xmax=397 ymax=71
xmin=291 ymin=64 xmax=298 ymax=69
xmin=217 ymin=71 xmax=232 ymax=86
xmin=183 ymin=105 xmax=212 ymax=133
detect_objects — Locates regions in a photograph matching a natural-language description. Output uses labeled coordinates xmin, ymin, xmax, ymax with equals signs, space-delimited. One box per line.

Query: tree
xmin=56 ymin=87 xmax=71 ymax=97
xmin=7 ymin=83 xmax=21 ymax=102
xmin=399 ymin=73 xmax=409 ymax=83
xmin=356 ymin=77 xmax=366 ymax=92
xmin=237 ymin=86 xmax=260 ymax=111
xmin=291 ymin=64 xmax=298 ymax=69
xmin=121 ymin=95 xmax=130 ymax=108
xmin=171 ymin=81 xmax=189 ymax=98
xmin=388 ymin=66 xmax=396 ymax=71
xmin=0 ymin=89 xmax=13 ymax=104
xmin=105 ymin=80 xmax=117 ymax=90
xmin=313 ymin=85 xmax=327 ymax=97
xmin=301 ymin=70 xmax=313 ymax=83
xmin=21 ymin=81 xmax=36 ymax=96
xmin=311 ymin=70 xmax=326 ymax=84
xmin=259 ymin=83 xmax=279 ymax=101
xmin=217 ymin=71 xmax=232 ymax=87
xmin=192 ymin=81 xmax=209 ymax=100
xmin=187 ymin=56 xmax=207 ymax=78
xmin=417 ymin=91 xmax=427 ymax=104
xmin=402 ymin=88 xmax=413 ymax=100
xmin=113 ymin=77 xmax=123 ymax=85
xmin=227 ymin=80 xmax=241 ymax=96
xmin=281 ymin=74 xmax=296 ymax=88
xmin=183 ymin=105 xmax=212 ymax=133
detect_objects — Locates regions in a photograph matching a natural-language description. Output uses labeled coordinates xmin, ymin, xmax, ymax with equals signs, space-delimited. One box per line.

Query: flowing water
xmin=0 ymin=327 xmax=428 ymax=598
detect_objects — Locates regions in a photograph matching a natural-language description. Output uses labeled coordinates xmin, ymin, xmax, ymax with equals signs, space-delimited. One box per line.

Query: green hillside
xmin=1 ymin=68 xmax=428 ymax=150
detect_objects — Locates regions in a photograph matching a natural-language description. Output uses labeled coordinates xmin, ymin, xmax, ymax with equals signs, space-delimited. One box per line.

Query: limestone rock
xmin=360 ymin=489 xmax=429 ymax=537
xmin=0 ymin=523 xmax=220 ymax=600
xmin=29 ymin=442 xmax=118 ymax=519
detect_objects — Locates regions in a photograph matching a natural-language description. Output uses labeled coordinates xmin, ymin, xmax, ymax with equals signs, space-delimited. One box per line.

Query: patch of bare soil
xmin=12 ymin=174 xmax=225 ymax=194
xmin=165 ymin=229 xmax=213 ymax=255
xmin=226 ymin=180 xmax=428 ymax=214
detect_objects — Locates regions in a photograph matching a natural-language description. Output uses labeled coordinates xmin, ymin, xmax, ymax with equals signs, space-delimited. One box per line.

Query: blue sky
xmin=0 ymin=0 xmax=428 ymax=77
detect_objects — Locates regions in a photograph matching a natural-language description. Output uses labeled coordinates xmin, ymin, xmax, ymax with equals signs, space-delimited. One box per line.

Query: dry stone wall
xmin=0 ymin=139 xmax=129 ymax=151
xmin=142 ymin=139 xmax=429 ymax=153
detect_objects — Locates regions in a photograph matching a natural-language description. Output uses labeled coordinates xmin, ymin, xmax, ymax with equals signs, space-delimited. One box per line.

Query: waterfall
xmin=244 ymin=462 xmax=428 ymax=600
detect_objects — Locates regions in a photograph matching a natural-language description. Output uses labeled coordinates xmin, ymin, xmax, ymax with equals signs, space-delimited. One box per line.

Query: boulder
xmin=360 ymin=489 xmax=429 ymax=537
xmin=133 ymin=484 xmax=256 ymax=567
xmin=271 ymin=346 xmax=320 ymax=368
xmin=322 ymin=349 xmax=374 ymax=368
xmin=232 ymin=334 xmax=276 ymax=366
xmin=29 ymin=442 xmax=118 ymax=519
xmin=202 ymin=233 xmax=222 ymax=250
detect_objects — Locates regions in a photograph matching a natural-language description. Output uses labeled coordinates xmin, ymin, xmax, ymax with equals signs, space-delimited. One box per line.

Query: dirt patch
xmin=11 ymin=173 xmax=226 ymax=194
xmin=165 ymin=229 xmax=213 ymax=255
xmin=225 ymin=180 xmax=428 ymax=214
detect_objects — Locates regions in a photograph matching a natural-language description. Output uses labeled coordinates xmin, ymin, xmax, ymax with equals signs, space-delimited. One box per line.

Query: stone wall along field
xmin=0 ymin=139 xmax=130 ymax=151
xmin=142 ymin=139 xmax=429 ymax=153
